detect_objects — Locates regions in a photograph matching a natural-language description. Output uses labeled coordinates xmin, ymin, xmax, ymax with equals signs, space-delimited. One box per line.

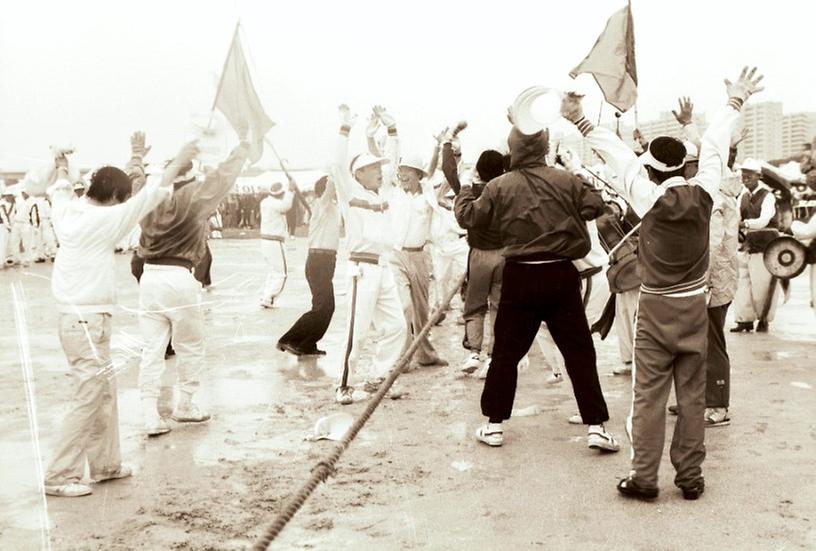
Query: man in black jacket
xmin=455 ymin=124 xmax=620 ymax=453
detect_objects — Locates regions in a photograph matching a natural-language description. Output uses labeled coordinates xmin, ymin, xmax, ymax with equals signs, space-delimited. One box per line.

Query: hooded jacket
xmin=454 ymin=128 xmax=605 ymax=261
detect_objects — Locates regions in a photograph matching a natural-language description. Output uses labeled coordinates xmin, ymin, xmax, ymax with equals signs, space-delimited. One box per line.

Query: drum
xmin=763 ymin=236 xmax=808 ymax=279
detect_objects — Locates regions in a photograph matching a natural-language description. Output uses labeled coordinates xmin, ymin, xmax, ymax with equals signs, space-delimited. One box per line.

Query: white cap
xmin=269 ymin=181 xmax=285 ymax=196
xmin=740 ymin=158 xmax=762 ymax=173
xmin=350 ymin=152 xmax=389 ymax=175
xmin=398 ymin=154 xmax=427 ymax=177
xmin=1 ymin=183 xmax=14 ymax=196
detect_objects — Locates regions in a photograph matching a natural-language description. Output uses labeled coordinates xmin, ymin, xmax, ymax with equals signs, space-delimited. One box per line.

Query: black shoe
xmin=301 ymin=347 xmax=327 ymax=356
xmin=617 ymin=476 xmax=659 ymax=501
xmin=680 ymin=479 xmax=705 ymax=500
xmin=729 ymin=322 xmax=754 ymax=333
xmin=165 ymin=343 xmax=175 ymax=359
xmin=277 ymin=341 xmax=305 ymax=356
xmin=756 ymin=321 xmax=768 ymax=333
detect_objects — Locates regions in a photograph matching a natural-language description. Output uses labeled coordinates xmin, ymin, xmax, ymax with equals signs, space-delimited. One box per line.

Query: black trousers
xmin=481 ymin=260 xmax=610 ymax=424
xmin=705 ymin=302 xmax=731 ymax=408
xmin=279 ymin=250 xmax=336 ymax=350
xmin=194 ymin=243 xmax=212 ymax=287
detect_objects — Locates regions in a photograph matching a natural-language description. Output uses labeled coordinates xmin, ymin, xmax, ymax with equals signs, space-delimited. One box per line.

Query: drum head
xmin=512 ymin=86 xmax=563 ymax=135
xmin=763 ymin=236 xmax=807 ymax=279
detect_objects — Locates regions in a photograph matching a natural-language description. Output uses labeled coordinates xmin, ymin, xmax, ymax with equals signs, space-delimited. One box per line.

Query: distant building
xmin=739 ymin=102 xmax=783 ymax=162
xmin=781 ymin=112 xmax=816 ymax=159
xmin=637 ymin=112 xmax=706 ymax=143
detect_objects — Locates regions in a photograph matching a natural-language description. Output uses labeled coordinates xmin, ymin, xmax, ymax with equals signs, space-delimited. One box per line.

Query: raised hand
xmin=560 ymin=92 xmax=585 ymax=123
xmin=725 ymin=66 xmax=764 ymax=101
xmin=671 ymin=96 xmax=694 ymax=126
xmin=130 ymin=131 xmax=151 ymax=158
xmin=433 ymin=127 xmax=449 ymax=144
xmin=365 ymin=109 xmax=381 ymax=137
xmin=338 ymin=104 xmax=357 ymax=127
xmin=373 ymin=105 xmax=396 ymax=129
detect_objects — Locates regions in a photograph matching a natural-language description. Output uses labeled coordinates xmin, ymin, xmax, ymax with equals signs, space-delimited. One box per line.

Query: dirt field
xmin=1 ymin=238 xmax=815 ymax=550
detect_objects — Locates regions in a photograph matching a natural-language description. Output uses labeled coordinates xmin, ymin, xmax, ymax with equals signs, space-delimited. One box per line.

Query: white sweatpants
xmin=614 ymin=288 xmax=640 ymax=364
xmin=341 ymin=261 xmax=407 ymax=383
xmin=9 ymin=223 xmax=32 ymax=264
xmin=431 ymin=239 xmax=469 ymax=308
xmin=735 ymin=251 xmax=781 ymax=323
xmin=137 ymin=265 xmax=205 ymax=405
xmin=261 ymin=239 xmax=287 ymax=303
xmin=41 ymin=222 xmax=58 ymax=258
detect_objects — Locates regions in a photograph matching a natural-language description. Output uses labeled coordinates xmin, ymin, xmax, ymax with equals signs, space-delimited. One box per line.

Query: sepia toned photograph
xmin=1 ymin=1 xmax=814 ymax=549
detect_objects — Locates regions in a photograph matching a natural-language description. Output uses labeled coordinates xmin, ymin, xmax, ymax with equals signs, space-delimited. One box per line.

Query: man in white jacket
xmin=43 ymin=133 xmax=196 ymax=497
xmin=259 ymin=179 xmax=294 ymax=308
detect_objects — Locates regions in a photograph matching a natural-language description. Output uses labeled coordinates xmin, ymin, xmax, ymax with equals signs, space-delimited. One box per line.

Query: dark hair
xmin=476 ymin=150 xmax=505 ymax=182
xmin=87 ymin=166 xmax=132 ymax=204
xmin=314 ymin=175 xmax=328 ymax=197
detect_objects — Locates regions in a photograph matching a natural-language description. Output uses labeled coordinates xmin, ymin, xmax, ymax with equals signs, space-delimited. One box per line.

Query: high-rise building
xmin=739 ymin=102 xmax=783 ymax=162
xmin=636 ymin=112 xmax=706 ymax=143
xmin=781 ymin=112 xmax=816 ymax=159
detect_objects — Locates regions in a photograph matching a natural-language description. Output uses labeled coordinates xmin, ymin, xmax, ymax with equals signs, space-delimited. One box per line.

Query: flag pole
xmin=264 ymin=136 xmax=312 ymax=217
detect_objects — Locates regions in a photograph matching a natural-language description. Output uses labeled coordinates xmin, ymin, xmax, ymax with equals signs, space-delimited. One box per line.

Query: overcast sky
xmin=1 ymin=0 xmax=812 ymax=173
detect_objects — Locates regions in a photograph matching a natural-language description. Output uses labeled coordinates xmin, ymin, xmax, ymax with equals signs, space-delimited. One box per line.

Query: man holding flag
xmin=137 ymin=23 xmax=272 ymax=436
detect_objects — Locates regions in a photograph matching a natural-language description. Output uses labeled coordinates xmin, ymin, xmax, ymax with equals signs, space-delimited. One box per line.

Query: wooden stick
xmin=264 ymin=136 xmax=311 ymax=216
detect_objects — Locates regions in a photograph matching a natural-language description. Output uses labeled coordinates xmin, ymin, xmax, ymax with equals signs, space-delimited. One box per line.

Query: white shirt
xmin=738 ymin=182 xmax=777 ymax=230
xmin=792 ymin=213 xmax=816 ymax=240
xmin=392 ymin=189 xmax=432 ymax=248
xmin=333 ymin=133 xmax=398 ymax=259
xmin=48 ymin=177 xmax=172 ymax=314
xmin=259 ymin=192 xmax=293 ymax=238
xmin=307 ymin=188 xmax=341 ymax=250
xmin=13 ymin=196 xmax=33 ymax=224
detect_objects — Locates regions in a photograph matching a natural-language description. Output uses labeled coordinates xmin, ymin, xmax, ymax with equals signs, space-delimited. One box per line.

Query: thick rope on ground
xmin=250 ymin=272 xmax=468 ymax=550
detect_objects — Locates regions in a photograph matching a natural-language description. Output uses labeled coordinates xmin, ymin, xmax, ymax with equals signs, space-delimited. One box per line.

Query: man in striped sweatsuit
xmin=563 ymin=67 xmax=764 ymax=501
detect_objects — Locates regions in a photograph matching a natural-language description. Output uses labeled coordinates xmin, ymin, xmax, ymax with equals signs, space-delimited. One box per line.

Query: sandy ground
xmin=1 ymin=238 xmax=815 ymax=551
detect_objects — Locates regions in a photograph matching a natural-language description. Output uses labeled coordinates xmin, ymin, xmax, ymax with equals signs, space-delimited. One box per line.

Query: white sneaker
xmin=335 ymin=386 xmax=354 ymax=405
xmin=92 ymin=464 xmax=133 ymax=483
xmin=567 ymin=413 xmax=583 ymax=425
xmin=171 ymin=402 xmax=211 ymax=423
xmin=475 ymin=362 xmax=490 ymax=380
xmin=461 ymin=352 xmax=482 ymax=374
xmin=587 ymin=424 xmax=620 ymax=452
xmin=44 ymin=482 xmax=93 ymax=497
xmin=475 ymin=423 xmax=504 ymax=447
xmin=145 ymin=417 xmax=171 ymax=437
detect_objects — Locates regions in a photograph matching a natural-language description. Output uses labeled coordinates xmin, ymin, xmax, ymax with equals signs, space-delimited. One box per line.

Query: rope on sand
xmin=250 ymin=272 xmax=467 ymax=550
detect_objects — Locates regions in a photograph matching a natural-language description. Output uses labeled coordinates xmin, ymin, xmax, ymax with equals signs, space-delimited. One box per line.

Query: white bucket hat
xmin=350 ymin=152 xmax=389 ymax=174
